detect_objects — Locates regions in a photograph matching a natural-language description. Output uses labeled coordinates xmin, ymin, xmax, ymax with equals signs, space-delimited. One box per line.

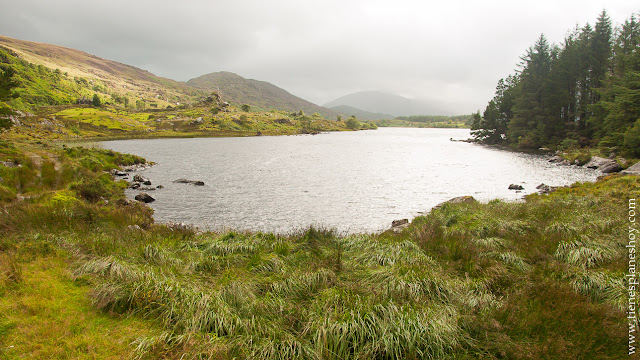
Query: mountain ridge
xmin=186 ymin=72 xmax=338 ymax=119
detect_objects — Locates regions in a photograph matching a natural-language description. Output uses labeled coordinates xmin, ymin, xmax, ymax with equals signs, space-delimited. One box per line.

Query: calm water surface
xmin=103 ymin=128 xmax=599 ymax=233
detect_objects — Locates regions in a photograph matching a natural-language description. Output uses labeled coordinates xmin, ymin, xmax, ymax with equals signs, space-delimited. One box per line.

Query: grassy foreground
xmin=0 ymin=135 xmax=636 ymax=359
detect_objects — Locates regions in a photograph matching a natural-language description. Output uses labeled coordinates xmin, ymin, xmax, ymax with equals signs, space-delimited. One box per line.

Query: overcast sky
xmin=0 ymin=0 xmax=637 ymax=114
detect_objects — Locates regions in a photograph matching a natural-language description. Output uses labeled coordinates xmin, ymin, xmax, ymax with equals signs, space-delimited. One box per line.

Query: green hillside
xmin=0 ymin=35 xmax=200 ymax=108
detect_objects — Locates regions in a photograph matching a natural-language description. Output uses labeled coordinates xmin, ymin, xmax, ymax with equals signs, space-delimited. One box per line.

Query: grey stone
xmin=134 ymin=193 xmax=155 ymax=203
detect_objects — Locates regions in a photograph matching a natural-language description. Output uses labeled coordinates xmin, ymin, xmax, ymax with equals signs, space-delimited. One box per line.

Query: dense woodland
xmin=471 ymin=11 xmax=640 ymax=156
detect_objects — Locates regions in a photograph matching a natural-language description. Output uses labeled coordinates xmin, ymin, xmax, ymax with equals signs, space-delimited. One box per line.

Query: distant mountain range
xmin=327 ymin=105 xmax=394 ymax=121
xmin=324 ymin=91 xmax=452 ymax=117
xmin=186 ymin=72 xmax=337 ymax=119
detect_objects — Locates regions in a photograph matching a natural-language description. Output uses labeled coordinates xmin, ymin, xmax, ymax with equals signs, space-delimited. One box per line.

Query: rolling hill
xmin=186 ymin=71 xmax=338 ymax=119
xmin=324 ymin=91 xmax=453 ymax=117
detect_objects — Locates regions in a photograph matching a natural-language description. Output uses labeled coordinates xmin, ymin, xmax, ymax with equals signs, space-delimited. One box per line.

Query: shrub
xmin=92 ymin=93 xmax=101 ymax=107
xmin=71 ymin=176 xmax=113 ymax=202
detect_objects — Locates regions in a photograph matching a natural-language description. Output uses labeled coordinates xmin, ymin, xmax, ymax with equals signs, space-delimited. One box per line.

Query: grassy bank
xmin=0 ymin=133 xmax=636 ymax=358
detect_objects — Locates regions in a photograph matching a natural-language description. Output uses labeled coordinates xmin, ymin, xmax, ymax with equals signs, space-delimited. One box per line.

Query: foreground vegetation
xmin=0 ymin=133 xmax=635 ymax=358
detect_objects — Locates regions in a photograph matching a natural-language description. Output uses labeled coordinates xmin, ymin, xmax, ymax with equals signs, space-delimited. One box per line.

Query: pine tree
xmin=508 ymin=34 xmax=557 ymax=147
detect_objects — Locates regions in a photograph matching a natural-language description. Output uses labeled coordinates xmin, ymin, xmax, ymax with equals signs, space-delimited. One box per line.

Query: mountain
xmin=324 ymin=91 xmax=452 ymax=117
xmin=0 ymin=35 xmax=200 ymax=106
xmin=186 ymin=72 xmax=337 ymax=119
xmin=328 ymin=105 xmax=394 ymax=121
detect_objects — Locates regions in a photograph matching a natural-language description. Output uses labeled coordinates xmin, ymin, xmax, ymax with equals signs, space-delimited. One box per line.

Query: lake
xmin=103 ymin=128 xmax=599 ymax=233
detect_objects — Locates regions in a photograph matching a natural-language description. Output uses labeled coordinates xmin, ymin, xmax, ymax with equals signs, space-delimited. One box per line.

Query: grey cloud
xmin=1 ymin=0 xmax=637 ymax=114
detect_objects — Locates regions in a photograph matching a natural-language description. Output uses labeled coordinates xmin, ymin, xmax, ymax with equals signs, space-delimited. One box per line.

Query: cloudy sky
xmin=0 ymin=0 xmax=637 ymax=114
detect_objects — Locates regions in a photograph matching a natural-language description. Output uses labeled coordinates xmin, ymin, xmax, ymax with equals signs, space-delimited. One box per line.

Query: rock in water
xmin=134 ymin=193 xmax=155 ymax=203
xmin=508 ymin=184 xmax=524 ymax=190
xmin=133 ymin=174 xmax=149 ymax=183
xmin=173 ymin=179 xmax=205 ymax=186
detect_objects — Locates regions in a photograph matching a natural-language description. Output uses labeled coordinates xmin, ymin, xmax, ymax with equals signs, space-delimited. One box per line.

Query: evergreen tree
xmin=591 ymin=14 xmax=640 ymax=150
xmin=507 ymin=34 xmax=557 ymax=147
xmin=472 ymin=75 xmax=518 ymax=144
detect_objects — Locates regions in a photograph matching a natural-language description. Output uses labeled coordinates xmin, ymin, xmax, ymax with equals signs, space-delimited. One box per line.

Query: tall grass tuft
xmin=307 ymin=289 xmax=460 ymax=359
xmin=569 ymin=271 xmax=626 ymax=311
xmin=555 ymin=240 xmax=615 ymax=268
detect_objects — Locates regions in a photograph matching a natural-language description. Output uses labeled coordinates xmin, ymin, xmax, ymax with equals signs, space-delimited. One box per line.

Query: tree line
xmin=471 ymin=11 xmax=640 ymax=156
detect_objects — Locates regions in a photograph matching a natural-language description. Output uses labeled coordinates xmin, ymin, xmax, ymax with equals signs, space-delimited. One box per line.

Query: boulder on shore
xmin=535 ymin=183 xmax=556 ymax=194
xmin=134 ymin=193 xmax=155 ymax=203
xmin=391 ymin=219 xmax=409 ymax=227
xmin=585 ymin=156 xmax=622 ymax=173
xmin=390 ymin=219 xmax=410 ymax=233
xmin=110 ymin=169 xmax=128 ymax=176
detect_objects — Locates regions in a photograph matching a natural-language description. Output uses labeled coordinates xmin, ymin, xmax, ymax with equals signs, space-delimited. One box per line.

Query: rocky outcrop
xmin=173 ymin=179 xmax=205 ymax=186
xmin=585 ymin=156 xmax=622 ymax=173
xmin=622 ymin=162 xmax=640 ymax=175
xmin=134 ymin=193 xmax=155 ymax=203
xmin=508 ymin=184 xmax=524 ymax=190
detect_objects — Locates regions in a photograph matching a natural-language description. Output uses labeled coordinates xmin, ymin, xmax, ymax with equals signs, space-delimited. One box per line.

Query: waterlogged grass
xmin=0 ymin=138 xmax=636 ymax=358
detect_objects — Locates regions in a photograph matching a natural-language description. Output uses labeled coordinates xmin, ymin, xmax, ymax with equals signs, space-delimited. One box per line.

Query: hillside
xmin=0 ymin=35 xmax=200 ymax=107
xmin=324 ymin=90 xmax=453 ymax=117
xmin=186 ymin=71 xmax=338 ymax=119
xmin=329 ymin=104 xmax=394 ymax=120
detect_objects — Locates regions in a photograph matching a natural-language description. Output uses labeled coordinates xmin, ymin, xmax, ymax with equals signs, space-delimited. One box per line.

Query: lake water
xmin=103 ymin=128 xmax=599 ymax=233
